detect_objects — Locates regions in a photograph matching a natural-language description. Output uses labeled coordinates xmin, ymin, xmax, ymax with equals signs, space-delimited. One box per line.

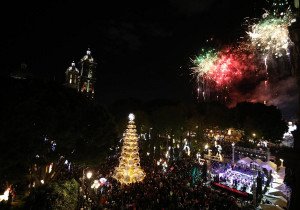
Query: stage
xmin=212 ymin=182 xmax=251 ymax=199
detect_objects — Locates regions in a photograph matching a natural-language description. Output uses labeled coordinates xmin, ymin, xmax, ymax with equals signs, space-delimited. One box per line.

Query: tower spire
xmin=65 ymin=61 xmax=79 ymax=89
xmin=78 ymin=48 xmax=97 ymax=99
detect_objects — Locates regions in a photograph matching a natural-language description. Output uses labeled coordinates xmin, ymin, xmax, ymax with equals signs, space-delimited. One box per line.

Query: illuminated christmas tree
xmin=113 ymin=113 xmax=146 ymax=185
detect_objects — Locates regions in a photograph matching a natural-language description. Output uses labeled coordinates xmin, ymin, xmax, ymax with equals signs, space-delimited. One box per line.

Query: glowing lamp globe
xmin=128 ymin=113 xmax=135 ymax=121
xmin=86 ymin=171 xmax=93 ymax=179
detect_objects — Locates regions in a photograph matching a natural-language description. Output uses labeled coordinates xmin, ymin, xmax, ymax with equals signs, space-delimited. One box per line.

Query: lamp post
xmin=149 ymin=127 xmax=153 ymax=140
xmin=289 ymin=3 xmax=300 ymax=152
xmin=82 ymin=169 xmax=93 ymax=209
xmin=267 ymin=148 xmax=270 ymax=162
xmin=91 ymin=179 xmax=100 ymax=206
xmin=204 ymin=144 xmax=209 ymax=157
xmin=287 ymin=6 xmax=300 ymax=209
xmin=253 ymin=177 xmax=257 ymax=206
xmin=232 ymin=142 xmax=235 ymax=164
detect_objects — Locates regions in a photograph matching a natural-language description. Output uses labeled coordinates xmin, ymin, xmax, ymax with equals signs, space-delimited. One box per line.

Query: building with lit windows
xmin=65 ymin=48 xmax=97 ymax=98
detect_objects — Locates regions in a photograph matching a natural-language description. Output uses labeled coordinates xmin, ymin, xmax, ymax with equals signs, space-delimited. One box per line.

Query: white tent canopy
xmin=261 ymin=161 xmax=277 ymax=171
xmin=267 ymin=189 xmax=288 ymax=200
xmin=259 ymin=204 xmax=284 ymax=210
xmin=255 ymin=158 xmax=263 ymax=165
xmin=264 ymin=195 xmax=287 ymax=208
xmin=237 ymin=157 xmax=253 ymax=166
xmin=275 ymin=183 xmax=291 ymax=198
xmin=277 ymin=167 xmax=285 ymax=176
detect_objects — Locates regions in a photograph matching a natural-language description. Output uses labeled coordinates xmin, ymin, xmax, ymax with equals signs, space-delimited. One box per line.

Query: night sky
xmin=1 ymin=0 xmax=274 ymax=104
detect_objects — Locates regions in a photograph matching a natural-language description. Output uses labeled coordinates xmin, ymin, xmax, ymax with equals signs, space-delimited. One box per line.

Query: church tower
xmin=78 ymin=48 xmax=97 ymax=98
xmin=65 ymin=61 xmax=79 ymax=89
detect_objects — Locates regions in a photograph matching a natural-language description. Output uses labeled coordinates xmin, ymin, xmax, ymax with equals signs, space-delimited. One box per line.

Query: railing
xmin=235 ymin=146 xmax=268 ymax=155
xmin=234 ymin=146 xmax=269 ymax=161
xmin=204 ymin=154 xmax=223 ymax=162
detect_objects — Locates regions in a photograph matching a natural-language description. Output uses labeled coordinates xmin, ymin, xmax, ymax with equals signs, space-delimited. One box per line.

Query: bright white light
xmin=283 ymin=122 xmax=297 ymax=139
xmin=86 ymin=171 xmax=93 ymax=179
xmin=48 ymin=163 xmax=53 ymax=173
xmin=128 ymin=113 xmax=135 ymax=121
xmin=100 ymin=178 xmax=107 ymax=184
xmin=91 ymin=180 xmax=100 ymax=189
xmin=165 ymin=151 xmax=169 ymax=158
xmin=87 ymin=49 xmax=91 ymax=55
xmin=0 ymin=188 xmax=10 ymax=202
xmin=288 ymin=124 xmax=297 ymax=133
xmin=41 ymin=180 xmax=44 ymax=184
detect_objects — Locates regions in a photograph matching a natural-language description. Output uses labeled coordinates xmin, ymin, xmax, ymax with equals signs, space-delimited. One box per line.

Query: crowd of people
xmin=86 ymin=155 xmax=252 ymax=209
xmin=218 ymin=169 xmax=255 ymax=193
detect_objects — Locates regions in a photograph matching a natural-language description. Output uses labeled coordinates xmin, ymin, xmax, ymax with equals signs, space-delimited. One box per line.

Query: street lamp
xmin=204 ymin=144 xmax=210 ymax=157
xmin=252 ymin=133 xmax=256 ymax=138
xmin=232 ymin=142 xmax=235 ymax=164
xmin=288 ymin=5 xmax=300 ymax=209
xmin=82 ymin=169 xmax=93 ymax=209
xmin=86 ymin=171 xmax=93 ymax=179
xmin=149 ymin=127 xmax=153 ymax=140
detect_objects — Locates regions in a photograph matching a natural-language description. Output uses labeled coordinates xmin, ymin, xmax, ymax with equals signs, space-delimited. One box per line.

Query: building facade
xmin=65 ymin=49 xmax=97 ymax=98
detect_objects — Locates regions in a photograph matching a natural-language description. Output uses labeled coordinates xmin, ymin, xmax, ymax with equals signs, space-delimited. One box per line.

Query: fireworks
xmin=192 ymin=49 xmax=218 ymax=78
xmin=192 ymin=46 xmax=258 ymax=88
xmin=247 ymin=10 xmax=294 ymax=57
xmin=190 ymin=1 xmax=296 ymax=104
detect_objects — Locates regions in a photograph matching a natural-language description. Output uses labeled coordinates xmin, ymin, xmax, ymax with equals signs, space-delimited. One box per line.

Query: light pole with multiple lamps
xmin=81 ymin=169 xmax=93 ymax=210
xmin=232 ymin=142 xmax=235 ymax=164
xmin=287 ymin=2 xmax=300 ymax=209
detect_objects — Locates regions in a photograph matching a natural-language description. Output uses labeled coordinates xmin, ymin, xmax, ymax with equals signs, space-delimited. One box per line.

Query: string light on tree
xmin=113 ymin=113 xmax=146 ymax=185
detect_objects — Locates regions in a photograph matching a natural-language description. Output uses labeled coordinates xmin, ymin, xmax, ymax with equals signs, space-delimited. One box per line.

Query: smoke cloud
xmin=229 ymin=76 xmax=299 ymax=120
